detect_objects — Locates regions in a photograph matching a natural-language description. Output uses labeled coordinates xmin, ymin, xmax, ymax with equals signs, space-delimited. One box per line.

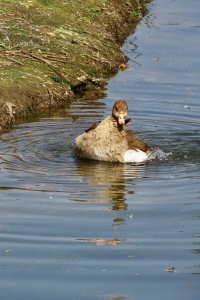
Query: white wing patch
xmin=124 ymin=149 xmax=149 ymax=163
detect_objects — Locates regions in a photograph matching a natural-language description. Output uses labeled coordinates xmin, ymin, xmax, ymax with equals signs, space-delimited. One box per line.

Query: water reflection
xmin=144 ymin=12 xmax=157 ymax=28
xmin=76 ymin=160 xmax=145 ymax=210
xmin=109 ymin=296 xmax=128 ymax=300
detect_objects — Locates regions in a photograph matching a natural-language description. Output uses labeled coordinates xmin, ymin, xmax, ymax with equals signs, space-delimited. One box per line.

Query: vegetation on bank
xmin=0 ymin=0 xmax=149 ymax=130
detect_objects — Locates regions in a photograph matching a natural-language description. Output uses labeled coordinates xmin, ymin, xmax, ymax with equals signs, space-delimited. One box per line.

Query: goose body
xmin=75 ymin=100 xmax=151 ymax=163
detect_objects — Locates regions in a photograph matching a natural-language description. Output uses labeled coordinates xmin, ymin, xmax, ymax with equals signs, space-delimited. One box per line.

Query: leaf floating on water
xmin=165 ymin=266 xmax=177 ymax=273
xmin=78 ymin=238 xmax=124 ymax=246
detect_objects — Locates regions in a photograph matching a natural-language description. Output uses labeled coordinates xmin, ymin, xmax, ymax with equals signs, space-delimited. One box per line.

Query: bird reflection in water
xmin=109 ymin=296 xmax=128 ymax=300
xmin=75 ymin=159 xmax=145 ymax=211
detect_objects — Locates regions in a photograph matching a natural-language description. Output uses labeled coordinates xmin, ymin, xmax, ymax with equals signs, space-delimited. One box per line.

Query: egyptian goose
xmin=75 ymin=100 xmax=152 ymax=163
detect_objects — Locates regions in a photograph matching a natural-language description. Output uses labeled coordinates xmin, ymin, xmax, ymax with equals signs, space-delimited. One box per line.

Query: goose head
xmin=112 ymin=100 xmax=128 ymax=126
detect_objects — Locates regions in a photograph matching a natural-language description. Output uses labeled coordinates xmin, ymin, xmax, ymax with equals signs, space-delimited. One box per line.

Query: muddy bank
xmin=0 ymin=0 xmax=149 ymax=131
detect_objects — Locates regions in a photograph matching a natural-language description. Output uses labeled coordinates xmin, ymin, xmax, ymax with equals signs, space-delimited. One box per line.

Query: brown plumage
xmin=75 ymin=100 xmax=151 ymax=163
xmin=85 ymin=121 xmax=100 ymax=133
xmin=126 ymin=130 xmax=151 ymax=152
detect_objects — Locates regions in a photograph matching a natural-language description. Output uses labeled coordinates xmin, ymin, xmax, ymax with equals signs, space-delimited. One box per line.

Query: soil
xmin=0 ymin=0 xmax=149 ymax=131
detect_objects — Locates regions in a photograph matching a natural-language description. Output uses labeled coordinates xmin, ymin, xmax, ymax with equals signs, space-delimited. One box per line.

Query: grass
xmin=0 ymin=0 xmax=149 ymax=130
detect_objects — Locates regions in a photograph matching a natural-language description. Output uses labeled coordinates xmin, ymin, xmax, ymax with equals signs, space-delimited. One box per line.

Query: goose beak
xmin=117 ymin=113 xmax=125 ymax=126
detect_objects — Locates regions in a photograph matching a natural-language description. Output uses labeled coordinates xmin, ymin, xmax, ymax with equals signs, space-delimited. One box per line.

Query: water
xmin=0 ymin=0 xmax=200 ymax=299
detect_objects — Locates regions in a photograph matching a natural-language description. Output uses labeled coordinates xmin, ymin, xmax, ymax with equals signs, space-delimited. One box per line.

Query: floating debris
xmin=113 ymin=218 xmax=125 ymax=224
xmin=165 ymin=266 xmax=177 ymax=273
xmin=119 ymin=63 xmax=128 ymax=71
xmin=127 ymin=213 xmax=135 ymax=219
xmin=4 ymin=249 xmax=12 ymax=254
xmin=78 ymin=238 xmax=124 ymax=246
xmin=153 ymin=57 xmax=160 ymax=61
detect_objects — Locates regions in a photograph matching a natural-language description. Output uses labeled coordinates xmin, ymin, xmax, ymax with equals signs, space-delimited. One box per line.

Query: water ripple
xmin=1 ymin=1 xmax=200 ymax=298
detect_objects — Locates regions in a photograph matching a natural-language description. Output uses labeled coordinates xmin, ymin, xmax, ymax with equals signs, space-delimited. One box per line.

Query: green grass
xmin=0 ymin=0 xmax=149 ymax=129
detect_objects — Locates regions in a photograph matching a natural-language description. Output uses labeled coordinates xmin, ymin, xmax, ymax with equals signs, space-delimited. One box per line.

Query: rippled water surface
xmin=0 ymin=0 xmax=200 ymax=299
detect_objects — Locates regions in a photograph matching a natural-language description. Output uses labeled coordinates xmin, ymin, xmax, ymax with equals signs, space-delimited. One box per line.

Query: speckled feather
xmin=75 ymin=101 xmax=151 ymax=163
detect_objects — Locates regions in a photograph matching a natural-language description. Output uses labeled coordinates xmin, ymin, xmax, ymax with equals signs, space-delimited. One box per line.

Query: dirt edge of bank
xmin=0 ymin=0 xmax=149 ymax=131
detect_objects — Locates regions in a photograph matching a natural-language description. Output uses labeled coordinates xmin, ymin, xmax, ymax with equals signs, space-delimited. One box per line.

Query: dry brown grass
xmin=0 ymin=0 xmax=148 ymax=130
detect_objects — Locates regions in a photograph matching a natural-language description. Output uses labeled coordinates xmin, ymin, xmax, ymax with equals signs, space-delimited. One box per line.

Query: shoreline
xmin=0 ymin=0 xmax=149 ymax=131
